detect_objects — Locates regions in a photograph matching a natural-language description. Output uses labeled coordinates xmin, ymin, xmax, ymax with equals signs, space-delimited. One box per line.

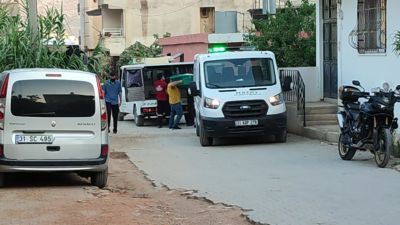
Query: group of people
xmin=154 ymin=73 xmax=195 ymax=129
xmin=101 ymin=70 xmax=195 ymax=134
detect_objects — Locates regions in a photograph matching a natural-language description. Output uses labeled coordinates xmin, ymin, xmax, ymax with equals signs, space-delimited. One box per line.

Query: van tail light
xmin=96 ymin=76 xmax=107 ymax=131
xmin=0 ymin=74 xmax=9 ymax=130
xmin=96 ymin=76 xmax=104 ymax=100
xmin=101 ymin=99 xmax=107 ymax=131
xmin=101 ymin=145 xmax=108 ymax=156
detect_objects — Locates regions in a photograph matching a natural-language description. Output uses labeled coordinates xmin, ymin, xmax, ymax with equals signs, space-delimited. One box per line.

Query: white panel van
xmin=188 ymin=51 xmax=289 ymax=146
xmin=0 ymin=69 xmax=109 ymax=188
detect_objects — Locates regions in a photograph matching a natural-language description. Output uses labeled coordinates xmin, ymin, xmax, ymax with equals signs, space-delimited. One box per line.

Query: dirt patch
xmin=0 ymin=136 xmax=251 ymax=225
xmin=110 ymin=151 xmax=128 ymax=159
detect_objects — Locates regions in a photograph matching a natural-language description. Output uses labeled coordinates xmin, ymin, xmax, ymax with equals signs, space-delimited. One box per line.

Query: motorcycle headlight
xmin=269 ymin=92 xmax=284 ymax=106
xmin=204 ymin=96 xmax=220 ymax=109
xmin=383 ymin=82 xmax=390 ymax=91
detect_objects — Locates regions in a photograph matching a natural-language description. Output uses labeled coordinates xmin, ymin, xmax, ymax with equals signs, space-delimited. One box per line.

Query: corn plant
xmin=0 ymin=0 xmax=109 ymax=75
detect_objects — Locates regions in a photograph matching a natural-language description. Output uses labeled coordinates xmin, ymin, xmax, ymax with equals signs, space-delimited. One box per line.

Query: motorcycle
xmin=337 ymin=80 xmax=400 ymax=168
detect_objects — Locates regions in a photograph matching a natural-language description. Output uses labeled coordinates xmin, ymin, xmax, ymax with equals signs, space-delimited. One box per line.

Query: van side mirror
xmin=352 ymin=80 xmax=360 ymax=86
xmin=188 ymin=82 xmax=199 ymax=96
xmin=282 ymin=76 xmax=293 ymax=92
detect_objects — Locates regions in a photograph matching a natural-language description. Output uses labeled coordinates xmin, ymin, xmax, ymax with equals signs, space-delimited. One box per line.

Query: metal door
xmin=323 ymin=0 xmax=338 ymax=99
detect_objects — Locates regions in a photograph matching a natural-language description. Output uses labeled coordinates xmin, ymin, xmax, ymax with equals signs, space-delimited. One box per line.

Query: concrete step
xmin=301 ymin=125 xmax=340 ymax=143
xmin=299 ymin=114 xmax=337 ymax=121
xmin=305 ymin=106 xmax=338 ymax=115
xmin=304 ymin=101 xmax=338 ymax=115
xmin=304 ymin=120 xmax=338 ymax=126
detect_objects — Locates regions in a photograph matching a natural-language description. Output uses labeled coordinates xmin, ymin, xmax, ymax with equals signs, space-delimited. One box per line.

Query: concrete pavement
xmin=117 ymin=116 xmax=400 ymax=225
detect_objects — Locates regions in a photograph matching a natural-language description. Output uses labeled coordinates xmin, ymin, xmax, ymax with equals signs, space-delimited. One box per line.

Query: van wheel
xmin=118 ymin=113 xmax=124 ymax=121
xmin=199 ymin=125 xmax=213 ymax=147
xmin=0 ymin=173 xmax=4 ymax=188
xmin=275 ymin=130 xmax=287 ymax=143
xmin=134 ymin=107 xmax=145 ymax=126
xmin=91 ymin=168 xmax=108 ymax=188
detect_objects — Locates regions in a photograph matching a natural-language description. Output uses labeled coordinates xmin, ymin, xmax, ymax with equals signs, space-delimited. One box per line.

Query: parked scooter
xmin=337 ymin=80 xmax=400 ymax=168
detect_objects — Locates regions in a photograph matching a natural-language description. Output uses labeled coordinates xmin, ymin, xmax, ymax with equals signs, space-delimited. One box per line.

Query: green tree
xmin=0 ymin=1 xmax=109 ymax=75
xmin=245 ymin=0 xmax=316 ymax=67
xmin=117 ymin=32 xmax=171 ymax=68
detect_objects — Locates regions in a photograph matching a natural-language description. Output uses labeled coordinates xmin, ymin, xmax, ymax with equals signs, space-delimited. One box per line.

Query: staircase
xmin=279 ymin=69 xmax=340 ymax=143
xmin=300 ymin=102 xmax=338 ymax=126
xmin=287 ymin=101 xmax=340 ymax=143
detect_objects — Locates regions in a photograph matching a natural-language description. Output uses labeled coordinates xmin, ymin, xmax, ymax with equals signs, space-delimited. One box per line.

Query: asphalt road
xmin=118 ymin=115 xmax=400 ymax=225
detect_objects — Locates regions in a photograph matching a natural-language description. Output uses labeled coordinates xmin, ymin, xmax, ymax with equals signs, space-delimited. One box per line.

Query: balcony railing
xmin=102 ymin=28 xmax=123 ymax=38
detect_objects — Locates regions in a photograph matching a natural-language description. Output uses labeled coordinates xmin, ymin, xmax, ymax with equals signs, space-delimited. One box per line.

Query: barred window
xmin=357 ymin=0 xmax=386 ymax=54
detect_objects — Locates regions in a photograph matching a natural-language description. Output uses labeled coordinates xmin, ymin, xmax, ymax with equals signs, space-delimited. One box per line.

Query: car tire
xmin=196 ymin=120 xmax=200 ymax=137
xmin=134 ymin=107 xmax=145 ymax=127
xmin=91 ymin=168 xmax=108 ymax=188
xmin=118 ymin=113 xmax=124 ymax=121
xmin=199 ymin=123 xmax=213 ymax=147
xmin=0 ymin=173 xmax=4 ymax=188
xmin=275 ymin=130 xmax=287 ymax=143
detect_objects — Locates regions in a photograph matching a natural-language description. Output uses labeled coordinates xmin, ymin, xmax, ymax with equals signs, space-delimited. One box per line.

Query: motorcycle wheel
xmin=374 ymin=128 xmax=392 ymax=168
xmin=338 ymin=133 xmax=357 ymax=160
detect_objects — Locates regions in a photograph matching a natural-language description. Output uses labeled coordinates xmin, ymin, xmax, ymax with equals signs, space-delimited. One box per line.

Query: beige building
xmin=79 ymin=0 xmax=315 ymax=56
xmin=1 ymin=0 xmax=19 ymax=17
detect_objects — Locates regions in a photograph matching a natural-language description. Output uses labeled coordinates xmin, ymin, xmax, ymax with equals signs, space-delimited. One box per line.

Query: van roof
xmin=121 ymin=61 xmax=194 ymax=70
xmin=3 ymin=68 xmax=96 ymax=76
xmin=195 ymin=51 xmax=275 ymax=61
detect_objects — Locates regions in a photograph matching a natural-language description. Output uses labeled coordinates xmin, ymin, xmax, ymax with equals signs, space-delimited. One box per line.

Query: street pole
xmin=28 ymin=0 xmax=39 ymax=43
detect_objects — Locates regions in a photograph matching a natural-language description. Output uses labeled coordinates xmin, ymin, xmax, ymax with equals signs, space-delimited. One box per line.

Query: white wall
xmin=280 ymin=67 xmax=320 ymax=102
xmin=338 ymin=1 xmax=400 ymax=116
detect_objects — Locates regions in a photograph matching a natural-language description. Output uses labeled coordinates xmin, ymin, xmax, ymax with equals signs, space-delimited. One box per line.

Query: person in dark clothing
xmin=154 ymin=73 xmax=170 ymax=128
xmin=186 ymin=89 xmax=195 ymax=126
xmin=102 ymin=70 xmax=122 ymax=134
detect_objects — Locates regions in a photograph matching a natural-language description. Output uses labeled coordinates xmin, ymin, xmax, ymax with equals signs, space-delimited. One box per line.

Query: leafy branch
xmin=244 ymin=0 xmax=316 ymax=67
xmin=393 ymin=30 xmax=400 ymax=56
xmin=117 ymin=32 xmax=171 ymax=68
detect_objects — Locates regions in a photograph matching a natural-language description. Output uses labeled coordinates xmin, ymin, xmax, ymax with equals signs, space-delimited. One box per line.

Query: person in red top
xmin=155 ymin=73 xmax=170 ymax=128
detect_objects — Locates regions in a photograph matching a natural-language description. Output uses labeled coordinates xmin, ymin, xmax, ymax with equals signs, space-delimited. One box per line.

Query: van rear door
xmin=3 ymin=72 xmax=102 ymax=160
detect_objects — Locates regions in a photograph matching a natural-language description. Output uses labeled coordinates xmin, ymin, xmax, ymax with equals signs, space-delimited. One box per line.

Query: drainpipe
xmin=337 ymin=1 xmax=343 ymax=106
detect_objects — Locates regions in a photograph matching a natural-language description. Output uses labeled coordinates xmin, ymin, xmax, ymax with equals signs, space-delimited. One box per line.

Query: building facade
xmin=80 ymin=0 xmax=315 ymax=57
xmin=316 ymin=0 xmax=399 ymax=109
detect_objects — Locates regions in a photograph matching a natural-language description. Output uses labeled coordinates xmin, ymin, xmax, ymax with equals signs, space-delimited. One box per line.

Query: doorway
xmin=322 ymin=0 xmax=338 ymax=99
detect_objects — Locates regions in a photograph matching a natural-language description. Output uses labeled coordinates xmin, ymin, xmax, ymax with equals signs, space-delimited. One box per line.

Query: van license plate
xmin=234 ymin=120 xmax=258 ymax=127
xmin=15 ymin=135 xmax=54 ymax=144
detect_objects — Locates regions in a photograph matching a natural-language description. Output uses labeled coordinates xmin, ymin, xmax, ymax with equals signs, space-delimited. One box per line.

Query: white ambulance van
xmin=188 ymin=51 xmax=290 ymax=146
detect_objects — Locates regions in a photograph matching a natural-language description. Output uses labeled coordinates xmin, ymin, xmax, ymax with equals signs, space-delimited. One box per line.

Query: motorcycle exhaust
xmin=337 ymin=112 xmax=345 ymax=128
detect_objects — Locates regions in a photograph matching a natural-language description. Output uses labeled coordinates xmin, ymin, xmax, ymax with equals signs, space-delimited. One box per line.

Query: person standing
xmin=167 ymin=79 xmax=183 ymax=129
xmin=154 ymin=73 xmax=170 ymax=128
xmin=102 ymin=70 xmax=122 ymax=134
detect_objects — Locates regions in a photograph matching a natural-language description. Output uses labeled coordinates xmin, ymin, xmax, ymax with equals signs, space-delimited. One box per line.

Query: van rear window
xmin=11 ymin=80 xmax=96 ymax=117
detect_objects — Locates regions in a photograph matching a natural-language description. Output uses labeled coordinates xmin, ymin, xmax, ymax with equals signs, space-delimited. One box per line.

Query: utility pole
xmin=28 ymin=0 xmax=39 ymax=42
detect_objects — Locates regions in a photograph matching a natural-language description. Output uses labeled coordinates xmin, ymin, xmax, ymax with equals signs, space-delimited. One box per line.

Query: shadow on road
xmin=3 ymin=172 xmax=89 ymax=188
